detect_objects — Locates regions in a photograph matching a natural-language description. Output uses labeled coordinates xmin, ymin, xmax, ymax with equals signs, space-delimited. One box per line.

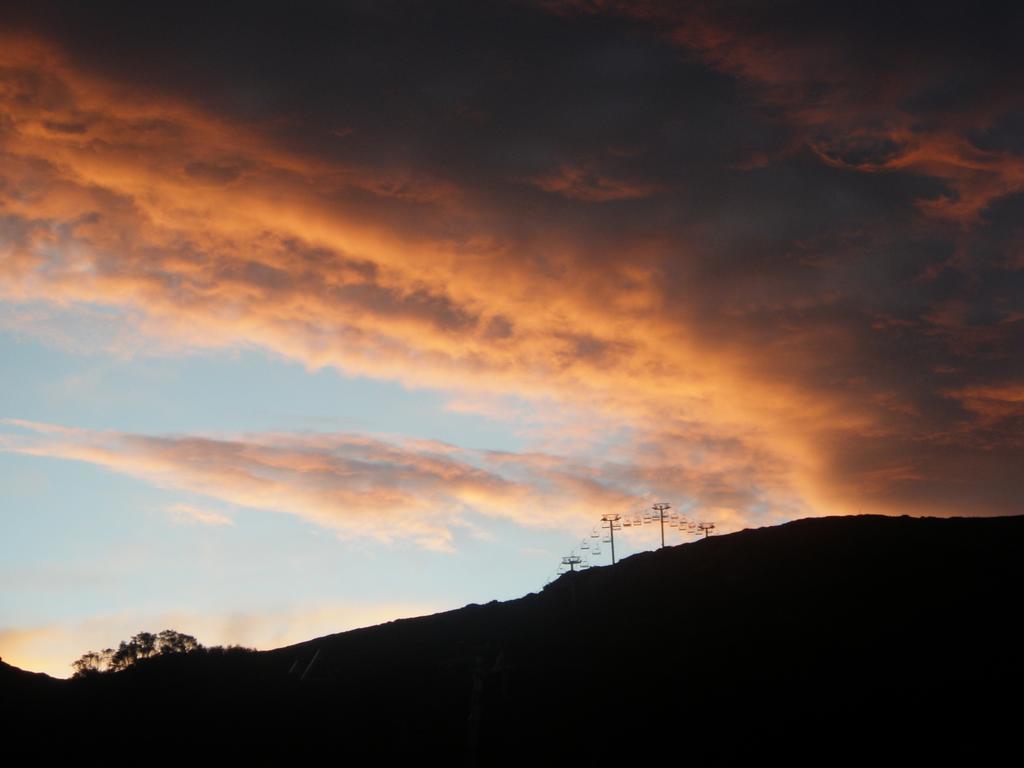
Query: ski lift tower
xmin=600 ymin=514 xmax=622 ymax=564
xmin=652 ymin=502 xmax=671 ymax=548
xmin=561 ymin=555 xmax=583 ymax=573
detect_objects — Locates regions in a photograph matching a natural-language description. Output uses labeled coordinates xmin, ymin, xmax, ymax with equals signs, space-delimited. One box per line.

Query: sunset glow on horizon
xmin=2 ymin=1 xmax=1022 ymax=677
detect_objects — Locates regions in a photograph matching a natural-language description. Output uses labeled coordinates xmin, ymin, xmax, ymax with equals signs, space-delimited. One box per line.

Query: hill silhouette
xmin=4 ymin=514 xmax=1022 ymax=762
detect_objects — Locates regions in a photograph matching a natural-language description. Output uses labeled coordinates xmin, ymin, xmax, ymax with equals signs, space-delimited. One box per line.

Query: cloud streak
xmin=0 ymin=419 xmax=675 ymax=549
xmin=167 ymin=503 xmax=234 ymax=527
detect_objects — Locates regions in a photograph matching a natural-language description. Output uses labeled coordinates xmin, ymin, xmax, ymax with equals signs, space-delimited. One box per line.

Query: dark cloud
xmin=41 ymin=119 xmax=88 ymax=134
xmin=184 ymin=161 xmax=241 ymax=185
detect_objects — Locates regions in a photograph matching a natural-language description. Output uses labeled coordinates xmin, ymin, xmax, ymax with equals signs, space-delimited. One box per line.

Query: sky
xmin=1 ymin=0 xmax=1022 ymax=676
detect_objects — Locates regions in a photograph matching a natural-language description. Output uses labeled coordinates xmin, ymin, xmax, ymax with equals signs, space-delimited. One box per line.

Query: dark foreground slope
xmin=6 ymin=515 xmax=1023 ymax=762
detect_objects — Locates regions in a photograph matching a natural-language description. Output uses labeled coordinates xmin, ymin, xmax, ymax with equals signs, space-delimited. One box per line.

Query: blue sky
xmin=0 ymin=326 xmax=692 ymax=675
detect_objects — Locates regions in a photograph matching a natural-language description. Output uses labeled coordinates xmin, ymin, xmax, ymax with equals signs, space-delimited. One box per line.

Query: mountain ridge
xmin=4 ymin=513 xmax=1022 ymax=762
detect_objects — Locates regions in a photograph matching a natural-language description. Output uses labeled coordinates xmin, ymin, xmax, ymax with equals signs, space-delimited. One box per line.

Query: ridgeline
xmin=4 ymin=514 xmax=1022 ymax=762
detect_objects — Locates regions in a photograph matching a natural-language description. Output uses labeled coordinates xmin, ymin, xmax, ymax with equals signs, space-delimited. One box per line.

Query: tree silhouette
xmin=157 ymin=629 xmax=199 ymax=655
xmin=72 ymin=630 xmax=205 ymax=677
xmin=70 ymin=650 xmax=107 ymax=677
xmin=135 ymin=631 xmax=157 ymax=657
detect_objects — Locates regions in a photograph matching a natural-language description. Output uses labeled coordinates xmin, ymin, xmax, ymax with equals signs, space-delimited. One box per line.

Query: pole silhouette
xmin=601 ymin=514 xmax=621 ymax=564
xmin=652 ymin=502 xmax=671 ymax=548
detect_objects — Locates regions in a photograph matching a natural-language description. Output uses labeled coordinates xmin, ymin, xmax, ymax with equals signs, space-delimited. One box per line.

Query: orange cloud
xmin=0 ymin=38 xmax=821 ymax=508
xmin=1 ymin=29 xmax=1021 ymax=527
xmin=525 ymin=162 xmax=661 ymax=202
xmin=947 ymin=383 xmax=1024 ymax=425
